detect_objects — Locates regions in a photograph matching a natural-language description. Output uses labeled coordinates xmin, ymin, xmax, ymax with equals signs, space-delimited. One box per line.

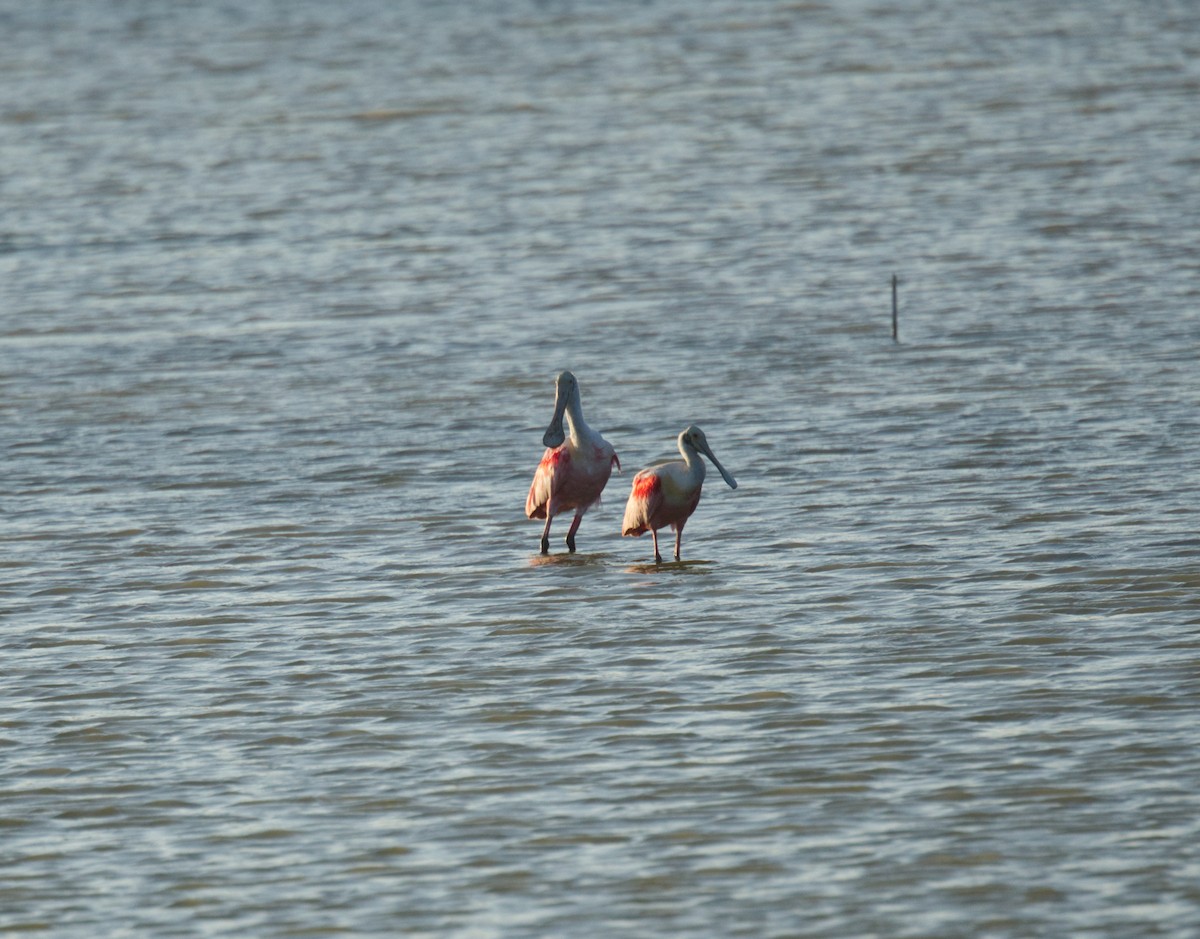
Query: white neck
xmin=564 ymin=388 xmax=591 ymax=444
xmin=678 ymin=435 xmax=707 ymax=483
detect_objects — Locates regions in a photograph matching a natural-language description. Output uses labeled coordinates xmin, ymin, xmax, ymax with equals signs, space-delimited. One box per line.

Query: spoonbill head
xmin=526 ymin=371 xmax=620 ymax=554
xmin=621 ymin=424 xmax=736 ymax=563
xmin=540 ymin=369 xmax=575 ymax=448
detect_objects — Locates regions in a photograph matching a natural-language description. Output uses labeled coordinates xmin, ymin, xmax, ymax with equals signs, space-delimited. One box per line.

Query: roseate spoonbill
xmin=526 ymin=371 xmax=620 ymax=554
xmin=621 ymin=424 xmax=737 ymax=563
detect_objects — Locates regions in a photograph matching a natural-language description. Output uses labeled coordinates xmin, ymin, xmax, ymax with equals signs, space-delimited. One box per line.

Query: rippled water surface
xmin=3 ymin=1 xmax=1199 ymax=936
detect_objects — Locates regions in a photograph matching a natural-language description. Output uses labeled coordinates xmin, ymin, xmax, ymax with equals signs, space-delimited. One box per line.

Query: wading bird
xmin=621 ymin=424 xmax=737 ymax=563
xmin=526 ymin=371 xmax=620 ymax=554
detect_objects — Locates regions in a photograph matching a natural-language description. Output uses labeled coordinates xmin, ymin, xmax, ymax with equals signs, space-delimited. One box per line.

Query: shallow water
xmin=2 ymin=1 xmax=1199 ymax=936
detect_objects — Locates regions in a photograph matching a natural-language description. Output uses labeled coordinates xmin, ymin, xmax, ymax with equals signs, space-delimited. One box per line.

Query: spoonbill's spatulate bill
xmin=621 ymin=424 xmax=737 ymax=563
xmin=525 ymin=371 xmax=620 ymax=554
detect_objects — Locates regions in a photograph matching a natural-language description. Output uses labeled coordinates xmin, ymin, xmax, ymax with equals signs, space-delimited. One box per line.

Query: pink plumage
xmin=621 ymin=425 xmax=737 ymax=563
xmin=525 ymin=372 xmax=618 ymax=554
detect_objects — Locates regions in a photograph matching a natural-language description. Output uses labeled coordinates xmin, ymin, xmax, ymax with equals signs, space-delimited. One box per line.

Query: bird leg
xmin=673 ymin=520 xmax=686 ymax=561
xmin=651 ymin=529 xmax=662 ymax=564
xmin=565 ymin=512 xmax=583 ymax=553
xmin=540 ymin=515 xmax=553 ymax=554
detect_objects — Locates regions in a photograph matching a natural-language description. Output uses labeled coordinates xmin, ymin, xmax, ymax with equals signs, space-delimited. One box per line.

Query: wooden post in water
xmin=891 ymin=273 xmax=899 ymax=342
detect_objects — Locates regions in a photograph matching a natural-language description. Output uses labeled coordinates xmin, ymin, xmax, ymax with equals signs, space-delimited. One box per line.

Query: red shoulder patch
xmin=632 ymin=473 xmax=661 ymax=500
xmin=541 ymin=447 xmax=569 ymax=470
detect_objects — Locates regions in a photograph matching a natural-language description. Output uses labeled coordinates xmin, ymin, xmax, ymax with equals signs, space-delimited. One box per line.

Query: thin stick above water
xmin=891 ymin=273 xmax=899 ymax=342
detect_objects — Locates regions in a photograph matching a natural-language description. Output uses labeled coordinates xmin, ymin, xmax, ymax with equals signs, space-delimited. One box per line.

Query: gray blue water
xmin=3 ymin=1 xmax=1199 ymax=936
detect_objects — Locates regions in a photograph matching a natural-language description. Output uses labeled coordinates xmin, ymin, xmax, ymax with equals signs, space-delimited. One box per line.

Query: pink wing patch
xmin=622 ymin=471 xmax=663 ymax=536
xmin=526 ymin=446 xmax=571 ymax=519
xmin=632 ymin=473 xmax=660 ymax=501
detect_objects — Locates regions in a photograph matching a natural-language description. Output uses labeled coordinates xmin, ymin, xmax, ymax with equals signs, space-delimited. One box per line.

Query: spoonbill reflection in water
xmin=525 ymin=371 xmax=620 ymax=554
xmin=621 ymin=424 xmax=737 ymax=563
